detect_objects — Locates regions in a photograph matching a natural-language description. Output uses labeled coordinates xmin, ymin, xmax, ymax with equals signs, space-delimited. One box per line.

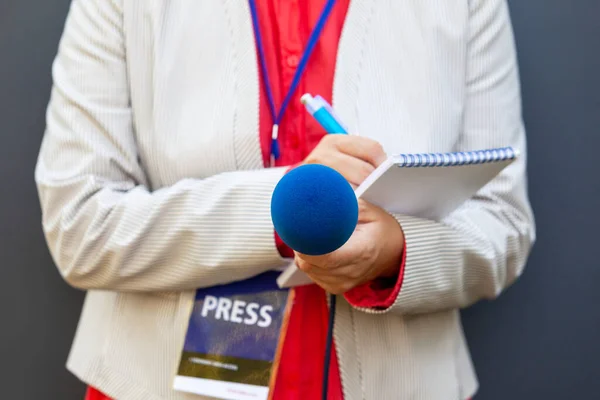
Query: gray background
xmin=0 ymin=0 xmax=598 ymax=399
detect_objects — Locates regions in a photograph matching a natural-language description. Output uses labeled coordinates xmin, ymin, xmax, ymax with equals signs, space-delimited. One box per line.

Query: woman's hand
xmin=294 ymin=199 xmax=405 ymax=295
xmin=302 ymin=134 xmax=387 ymax=188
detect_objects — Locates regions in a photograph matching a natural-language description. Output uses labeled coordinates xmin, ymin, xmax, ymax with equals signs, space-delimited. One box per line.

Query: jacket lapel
xmin=332 ymin=0 xmax=375 ymax=136
xmin=227 ymin=0 xmax=264 ymax=171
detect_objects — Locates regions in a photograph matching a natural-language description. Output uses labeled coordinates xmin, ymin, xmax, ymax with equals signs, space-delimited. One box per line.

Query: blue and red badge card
xmin=173 ymin=271 xmax=293 ymax=400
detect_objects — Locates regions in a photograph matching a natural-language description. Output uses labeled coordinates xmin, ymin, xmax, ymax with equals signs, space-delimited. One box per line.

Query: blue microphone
xmin=271 ymin=164 xmax=358 ymax=255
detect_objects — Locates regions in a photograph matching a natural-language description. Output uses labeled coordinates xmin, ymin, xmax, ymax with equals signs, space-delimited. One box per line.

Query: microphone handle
xmin=322 ymin=294 xmax=336 ymax=400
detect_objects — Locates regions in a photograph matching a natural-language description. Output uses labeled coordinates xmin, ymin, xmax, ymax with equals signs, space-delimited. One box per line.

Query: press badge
xmin=174 ymin=271 xmax=293 ymax=400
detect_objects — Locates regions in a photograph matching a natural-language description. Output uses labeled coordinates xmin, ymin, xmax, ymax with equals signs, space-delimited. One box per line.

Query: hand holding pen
xmin=299 ymin=93 xmax=387 ymax=188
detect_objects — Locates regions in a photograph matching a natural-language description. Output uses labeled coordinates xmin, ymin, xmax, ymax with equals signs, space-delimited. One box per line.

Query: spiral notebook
xmin=277 ymin=147 xmax=519 ymax=288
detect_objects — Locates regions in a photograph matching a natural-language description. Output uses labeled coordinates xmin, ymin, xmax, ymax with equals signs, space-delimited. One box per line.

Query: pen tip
xmin=300 ymin=93 xmax=312 ymax=105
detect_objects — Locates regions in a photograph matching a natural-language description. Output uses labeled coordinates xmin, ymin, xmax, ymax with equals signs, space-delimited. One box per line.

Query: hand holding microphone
xmin=294 ymin=198 xmax=404 ymax=294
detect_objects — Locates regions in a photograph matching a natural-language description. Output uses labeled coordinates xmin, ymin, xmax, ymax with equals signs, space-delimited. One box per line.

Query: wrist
xmin=379 ymin=216 xmax=404 ymax=278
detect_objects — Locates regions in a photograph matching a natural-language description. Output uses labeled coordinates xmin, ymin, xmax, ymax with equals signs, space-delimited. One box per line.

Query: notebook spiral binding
xmin=396 ymin=147 xmax=517 ymax=168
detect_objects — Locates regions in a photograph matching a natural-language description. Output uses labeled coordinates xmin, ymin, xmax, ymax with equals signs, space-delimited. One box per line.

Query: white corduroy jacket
xmin=35 ymin=0 xmax=535 ymax=399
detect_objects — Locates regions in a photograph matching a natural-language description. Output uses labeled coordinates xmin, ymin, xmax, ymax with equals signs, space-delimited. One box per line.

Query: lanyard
xmin=248 ymin=0 xmax=337 ymax=166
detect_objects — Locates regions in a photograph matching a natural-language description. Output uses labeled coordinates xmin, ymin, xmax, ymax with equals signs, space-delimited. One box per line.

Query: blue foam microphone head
xmin=271 ymin=164 xmax=358 ymax=256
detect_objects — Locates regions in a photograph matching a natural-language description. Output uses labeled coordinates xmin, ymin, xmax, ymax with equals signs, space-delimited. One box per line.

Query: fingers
xmin=300 ymin=264 xmax=372 ymax=295
xmin=305 ymin=274 xmax=357 ymax=295
xmin=296 ymin=258 xmax=358 ymax=294
xmin=295 ymin=251 xmax=342 ymax=271
xmin=316 ymin=152 xmax=375 ymax=188
xmin=330 ymin=135 xmax=387 ymax=167
xmin=305 ymin=135 xmax=387 ymax=168
xmin=295 ymin=231 xmax=373 ymax=273
xmin=297 ymin=259 xmax=364 ymax=280
xmin=303 ymin=135 xmax=387 ymax=187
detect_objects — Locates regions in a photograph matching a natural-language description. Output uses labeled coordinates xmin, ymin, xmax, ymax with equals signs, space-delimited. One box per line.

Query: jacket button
xmin=287 ymin=55 xmax=299 ymax=68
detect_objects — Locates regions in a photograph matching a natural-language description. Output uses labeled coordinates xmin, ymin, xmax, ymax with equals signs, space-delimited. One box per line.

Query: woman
xmin=35 ymin=0 xmax=535 ymax=399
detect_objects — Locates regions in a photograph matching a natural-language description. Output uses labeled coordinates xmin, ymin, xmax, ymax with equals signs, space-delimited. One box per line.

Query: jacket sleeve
xmin=349 ymin=0 xmax=535 ymax=315
xmin=34 ymin=0 xmax=288 ymax=292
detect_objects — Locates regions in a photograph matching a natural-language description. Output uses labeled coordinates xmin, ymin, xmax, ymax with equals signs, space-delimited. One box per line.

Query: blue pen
xmin=300 ymin=93 xmax=348 ymax=134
